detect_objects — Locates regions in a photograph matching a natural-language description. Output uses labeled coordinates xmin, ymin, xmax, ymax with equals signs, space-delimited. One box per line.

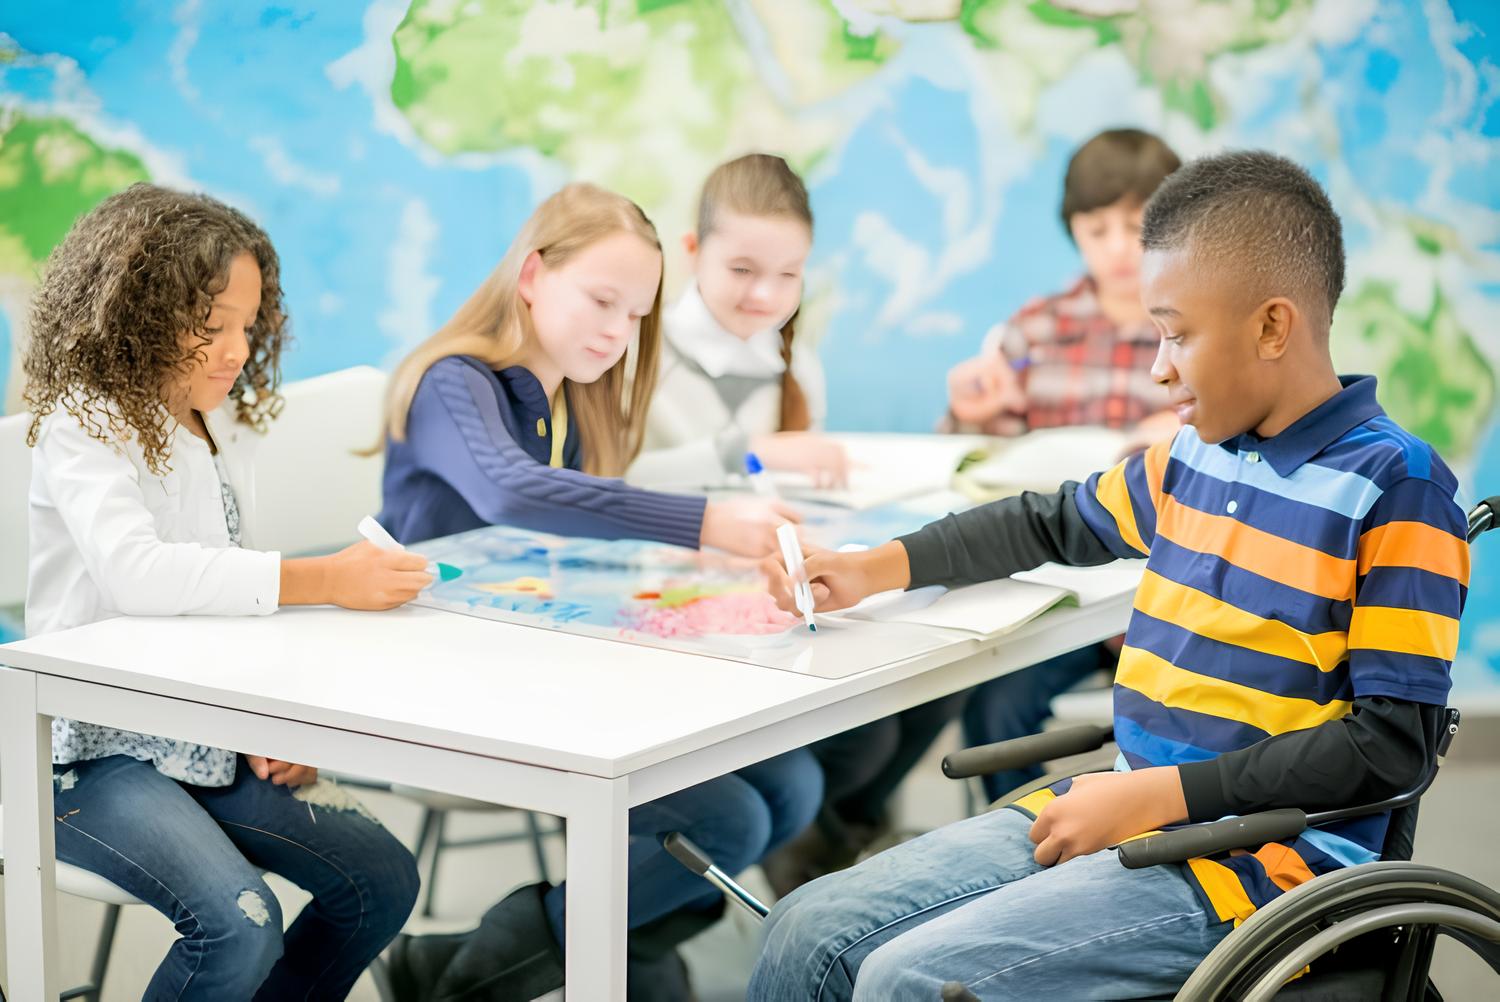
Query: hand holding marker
xmin=746 ymin=454 xmax=816 ymax=630
xmin=777 ymin=522 xmax=818 ymax=632
xmin=357 ymin=516 xmax=462 ymax=585
xmin=745 ymin=451 xmax=778 ymax=498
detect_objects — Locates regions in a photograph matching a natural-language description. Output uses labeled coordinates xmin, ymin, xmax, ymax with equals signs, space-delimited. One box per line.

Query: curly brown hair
xmin=23 ymin=182 xmax=289 ymax=474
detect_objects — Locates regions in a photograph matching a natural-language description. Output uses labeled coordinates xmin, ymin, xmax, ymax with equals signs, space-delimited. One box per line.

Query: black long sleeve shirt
xmin=898 ymin=486 xmax=1433 ymax=822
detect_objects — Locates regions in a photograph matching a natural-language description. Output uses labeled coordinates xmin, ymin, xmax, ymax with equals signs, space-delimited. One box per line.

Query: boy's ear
xmin=1255 ymin=298 xmax=1296 ymax=361
xmin=681 ymin=232 xmax=698 ymax=259
xmin=517 ymin=250 xmax=542 ymax=307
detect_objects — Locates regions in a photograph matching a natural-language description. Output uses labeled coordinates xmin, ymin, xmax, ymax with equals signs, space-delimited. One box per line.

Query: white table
xmin=0 ymin=589 xmax=1131 ymax=1000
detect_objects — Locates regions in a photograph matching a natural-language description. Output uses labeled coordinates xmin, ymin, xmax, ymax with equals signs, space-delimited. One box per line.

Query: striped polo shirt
xmin=1013 ymin=375 xmax=1470 ymax=924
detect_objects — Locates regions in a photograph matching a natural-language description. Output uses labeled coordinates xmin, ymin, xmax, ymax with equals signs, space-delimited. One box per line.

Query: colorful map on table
xmin=413 ymin=521 xmax=963 ymax=679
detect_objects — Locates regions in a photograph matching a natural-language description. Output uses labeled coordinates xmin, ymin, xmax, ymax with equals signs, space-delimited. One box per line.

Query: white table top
xmin=0 ymin=588 xmax=1132 ymax=778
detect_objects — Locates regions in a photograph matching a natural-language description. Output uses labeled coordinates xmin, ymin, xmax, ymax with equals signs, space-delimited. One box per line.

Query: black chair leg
xmin=524 ymin=811 xmax=551 ymax=885
xmin=420 ymin=810 xmax=449 ymax=918
xmin=84 ymin=902 xmax=121 ymax=1002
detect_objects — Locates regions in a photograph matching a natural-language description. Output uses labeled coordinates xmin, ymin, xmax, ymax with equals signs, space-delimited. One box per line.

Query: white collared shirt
xmin=629 ymin=283 xmax=827 ymax=488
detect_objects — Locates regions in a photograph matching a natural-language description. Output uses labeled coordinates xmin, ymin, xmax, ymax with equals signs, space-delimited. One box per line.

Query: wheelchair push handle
xmin=942 ymin=723 xmax=1114 ymax=780
xmin=1117 ymin=808 xmax=1308 ymax=870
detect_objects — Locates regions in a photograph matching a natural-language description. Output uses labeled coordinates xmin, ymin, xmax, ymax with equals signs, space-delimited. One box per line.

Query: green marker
xmin=357 ymin=516 xmax=462 ymax=584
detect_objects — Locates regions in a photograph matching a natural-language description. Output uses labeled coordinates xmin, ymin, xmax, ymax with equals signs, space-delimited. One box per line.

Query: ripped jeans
xmin=52 ymin=754 xmax=419 ymax=1001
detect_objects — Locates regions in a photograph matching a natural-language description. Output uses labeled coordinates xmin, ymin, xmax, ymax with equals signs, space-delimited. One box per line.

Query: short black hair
xmin=1141 ymin=150 xmax=1345 ymax=326
xmin=1061 ymin=128 xmax=1180 ymax=232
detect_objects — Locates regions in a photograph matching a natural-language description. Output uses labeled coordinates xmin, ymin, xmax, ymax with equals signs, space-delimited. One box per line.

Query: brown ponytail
xmin=697 ymin=153 xmax=813 ymax=432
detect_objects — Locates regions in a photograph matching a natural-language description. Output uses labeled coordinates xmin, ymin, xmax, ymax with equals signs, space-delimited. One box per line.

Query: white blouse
xmin=27 ymin=400 xmax=280 ymax=785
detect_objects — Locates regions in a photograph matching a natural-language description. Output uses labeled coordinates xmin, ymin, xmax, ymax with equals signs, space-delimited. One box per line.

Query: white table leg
xmin=564 ymin=774 xmax=629 ymax=1001
xmin=1 ymin=668 xmax=61 ymax=1000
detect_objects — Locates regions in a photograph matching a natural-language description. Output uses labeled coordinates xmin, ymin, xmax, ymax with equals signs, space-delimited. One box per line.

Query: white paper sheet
xmin=1011 ymin=560 xmax=1146 ymax=606
xmin=963 ymin=426 xmax=1129 ymax=492
xmin=773 ymin=433 xmax=986 ymax=509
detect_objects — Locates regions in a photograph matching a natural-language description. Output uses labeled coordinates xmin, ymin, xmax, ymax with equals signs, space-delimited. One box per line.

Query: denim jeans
xmin=962 ymin=643 xmax=1114 ymax=801
xmin=543 ymin=747 xmax=824 ymax=943
xmin=52 ymin=754 xmax=419 ymax=1002
xmin=748 ymin=807 xmax=1230 ymax=1001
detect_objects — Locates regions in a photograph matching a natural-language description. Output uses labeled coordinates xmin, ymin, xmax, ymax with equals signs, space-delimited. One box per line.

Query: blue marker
xmin=745 ymin=452 xmax=780 ymax=498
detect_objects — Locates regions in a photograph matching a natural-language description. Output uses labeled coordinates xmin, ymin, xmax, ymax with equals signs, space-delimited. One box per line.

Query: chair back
xmin=0 ymin=410 xmax=33 ymax=608
xmin=252 ymin=366 xmax=387 ymax=555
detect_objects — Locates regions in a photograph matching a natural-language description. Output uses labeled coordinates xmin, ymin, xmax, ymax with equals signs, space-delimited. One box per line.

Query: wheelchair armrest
xmin=1116 ymin=809 xmax=1308 ymax=869
xmin=942 ymin=723 xmax=1114 ymax=780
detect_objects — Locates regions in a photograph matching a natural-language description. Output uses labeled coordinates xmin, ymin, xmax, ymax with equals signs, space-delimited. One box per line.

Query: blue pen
xmin=745 ymin=452 xmax=780 ymax=498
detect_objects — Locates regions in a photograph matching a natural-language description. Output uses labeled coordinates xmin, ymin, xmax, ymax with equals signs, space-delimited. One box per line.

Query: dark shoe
xmin=627 ymin=949 xmax=696 ymax=1002
xmin=385 ymin=930 xmax=470 ymax=1002
xmin=431 ymin=882 xmax=564 ymax=1001
xmin=627 ymin=898 xmax=725 ymax=961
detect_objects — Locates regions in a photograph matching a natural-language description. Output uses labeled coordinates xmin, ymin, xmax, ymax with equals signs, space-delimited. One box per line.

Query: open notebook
xmin=961 ymin=426 xmax=1129 ymax=494
xmin=830 ymin=559 xmax=1145 ymax=638
xmin=771 ymin=433 xmax=987 ymax=509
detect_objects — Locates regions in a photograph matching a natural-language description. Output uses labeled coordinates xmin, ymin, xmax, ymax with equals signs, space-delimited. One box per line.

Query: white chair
xmin=0 ymin=805 xmax=141 ymax=1002
xmin=251 ymin=365 xmax=388 ymax=555
xmin=1 ymin=411 xmax=33 ymax=610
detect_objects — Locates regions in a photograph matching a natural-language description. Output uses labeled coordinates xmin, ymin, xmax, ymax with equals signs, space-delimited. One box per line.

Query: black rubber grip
xmin=663 ymin=831 xmax=713 ymax=876
xmin=1117 ymin=809 xmax=1308 ymax=870
xmin=942 ymin=724 xmax=1113 ymax=780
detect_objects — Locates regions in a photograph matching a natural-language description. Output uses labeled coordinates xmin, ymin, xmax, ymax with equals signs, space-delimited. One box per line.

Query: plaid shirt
xmin=944 ymin=276 xmax=1168 ymax=435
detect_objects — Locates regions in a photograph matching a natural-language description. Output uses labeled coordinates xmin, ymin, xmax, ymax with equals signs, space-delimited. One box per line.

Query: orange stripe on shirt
xmin=1357 ymin=521 xmax=1471 ymax=586
xmin=1095 ymin=460 xmax=1147 ymax=555
xmin=1142 ymin=439 xmax=1171 ymax=512
xmin=1156 ymin=497 xmax=1356 ymax=602
xmin=1349 ymin=605 xmax=1461 ymax=661
xmin=1252 ymin=842 xmax=1317 ymax=893
xmin=1187 ymin=858 xmax=1258 ymax=925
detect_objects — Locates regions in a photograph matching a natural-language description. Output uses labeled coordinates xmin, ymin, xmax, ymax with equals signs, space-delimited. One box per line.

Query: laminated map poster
xmin=412 ymin=523 xmax=963 ymax=679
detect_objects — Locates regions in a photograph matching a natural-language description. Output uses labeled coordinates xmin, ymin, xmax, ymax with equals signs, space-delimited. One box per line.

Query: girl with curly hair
xmin=23 ymin=183 xmax=422 ymax=1000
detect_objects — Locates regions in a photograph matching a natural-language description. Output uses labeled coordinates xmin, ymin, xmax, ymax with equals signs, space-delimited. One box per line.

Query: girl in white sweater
xmin=630 ymin=154 xmax=849 ymax=488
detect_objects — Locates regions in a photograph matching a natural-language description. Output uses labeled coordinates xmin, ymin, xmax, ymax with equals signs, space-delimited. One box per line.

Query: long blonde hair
xmin=696 ymin=154 xmax=813 ymax=433
xmin=384 ymin=183 xmax=664 ymax=476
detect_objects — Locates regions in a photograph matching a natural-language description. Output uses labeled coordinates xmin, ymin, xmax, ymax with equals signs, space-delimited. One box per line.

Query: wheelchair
xmin=666 ymin=494 xmax=1500 ymax=1000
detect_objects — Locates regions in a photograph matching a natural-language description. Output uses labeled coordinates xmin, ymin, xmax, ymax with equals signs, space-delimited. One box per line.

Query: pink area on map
xmin=626 ymin=590 xmax=798 ymax=638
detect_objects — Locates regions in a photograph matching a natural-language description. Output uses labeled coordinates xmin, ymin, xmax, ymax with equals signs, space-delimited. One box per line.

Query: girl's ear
xmin=517 ymin=250 xmax=542 ymax=307
xmin=681 ymin=232 xmax=699 ymax=261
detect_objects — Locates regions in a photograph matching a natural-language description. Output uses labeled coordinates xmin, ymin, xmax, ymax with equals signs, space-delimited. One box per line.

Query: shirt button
xmin=1245 ymin=451 xmax=1261 ymax=463
xmin=1227 ymin=500 xmax=1239 ymax=514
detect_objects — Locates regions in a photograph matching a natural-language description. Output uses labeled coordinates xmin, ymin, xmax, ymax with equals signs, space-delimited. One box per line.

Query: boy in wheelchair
xmin=751 ymin=151 xmax=1474 ymax=1001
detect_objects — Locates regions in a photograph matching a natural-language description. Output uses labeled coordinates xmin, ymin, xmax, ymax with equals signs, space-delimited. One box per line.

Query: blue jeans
xmin=544 ymin=747 xmax=823 ymax=943
xmin=962 ymin=643 xmax=1113 ymax=801
xmin=52 ymin=754 xmax=419 ymax=1001
xmin=748 ymin=808 xmax=1231 ymax=1001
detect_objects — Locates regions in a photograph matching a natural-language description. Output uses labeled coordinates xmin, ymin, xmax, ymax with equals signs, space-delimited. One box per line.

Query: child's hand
xmin=700 ymin=498 xmax=803 ymax=557
xmin=947 ymin=355 xmax=1026 ymax=426
xmin=750 ymin=432 xmax=852 ymax=489
xmin=246 ymin=755 xmax=319 ymax=788
xmin=326 ymin=540 xmax=432 ymax=610
xmin=1028 ymin=767 xmax=1188 ymax=866
xmin=762 ymin=540 xmax=912 ymax=615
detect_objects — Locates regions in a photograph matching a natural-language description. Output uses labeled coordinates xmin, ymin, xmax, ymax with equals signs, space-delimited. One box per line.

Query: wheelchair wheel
xmin=1176 ymin=861 xmax=1500 ymax=1001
